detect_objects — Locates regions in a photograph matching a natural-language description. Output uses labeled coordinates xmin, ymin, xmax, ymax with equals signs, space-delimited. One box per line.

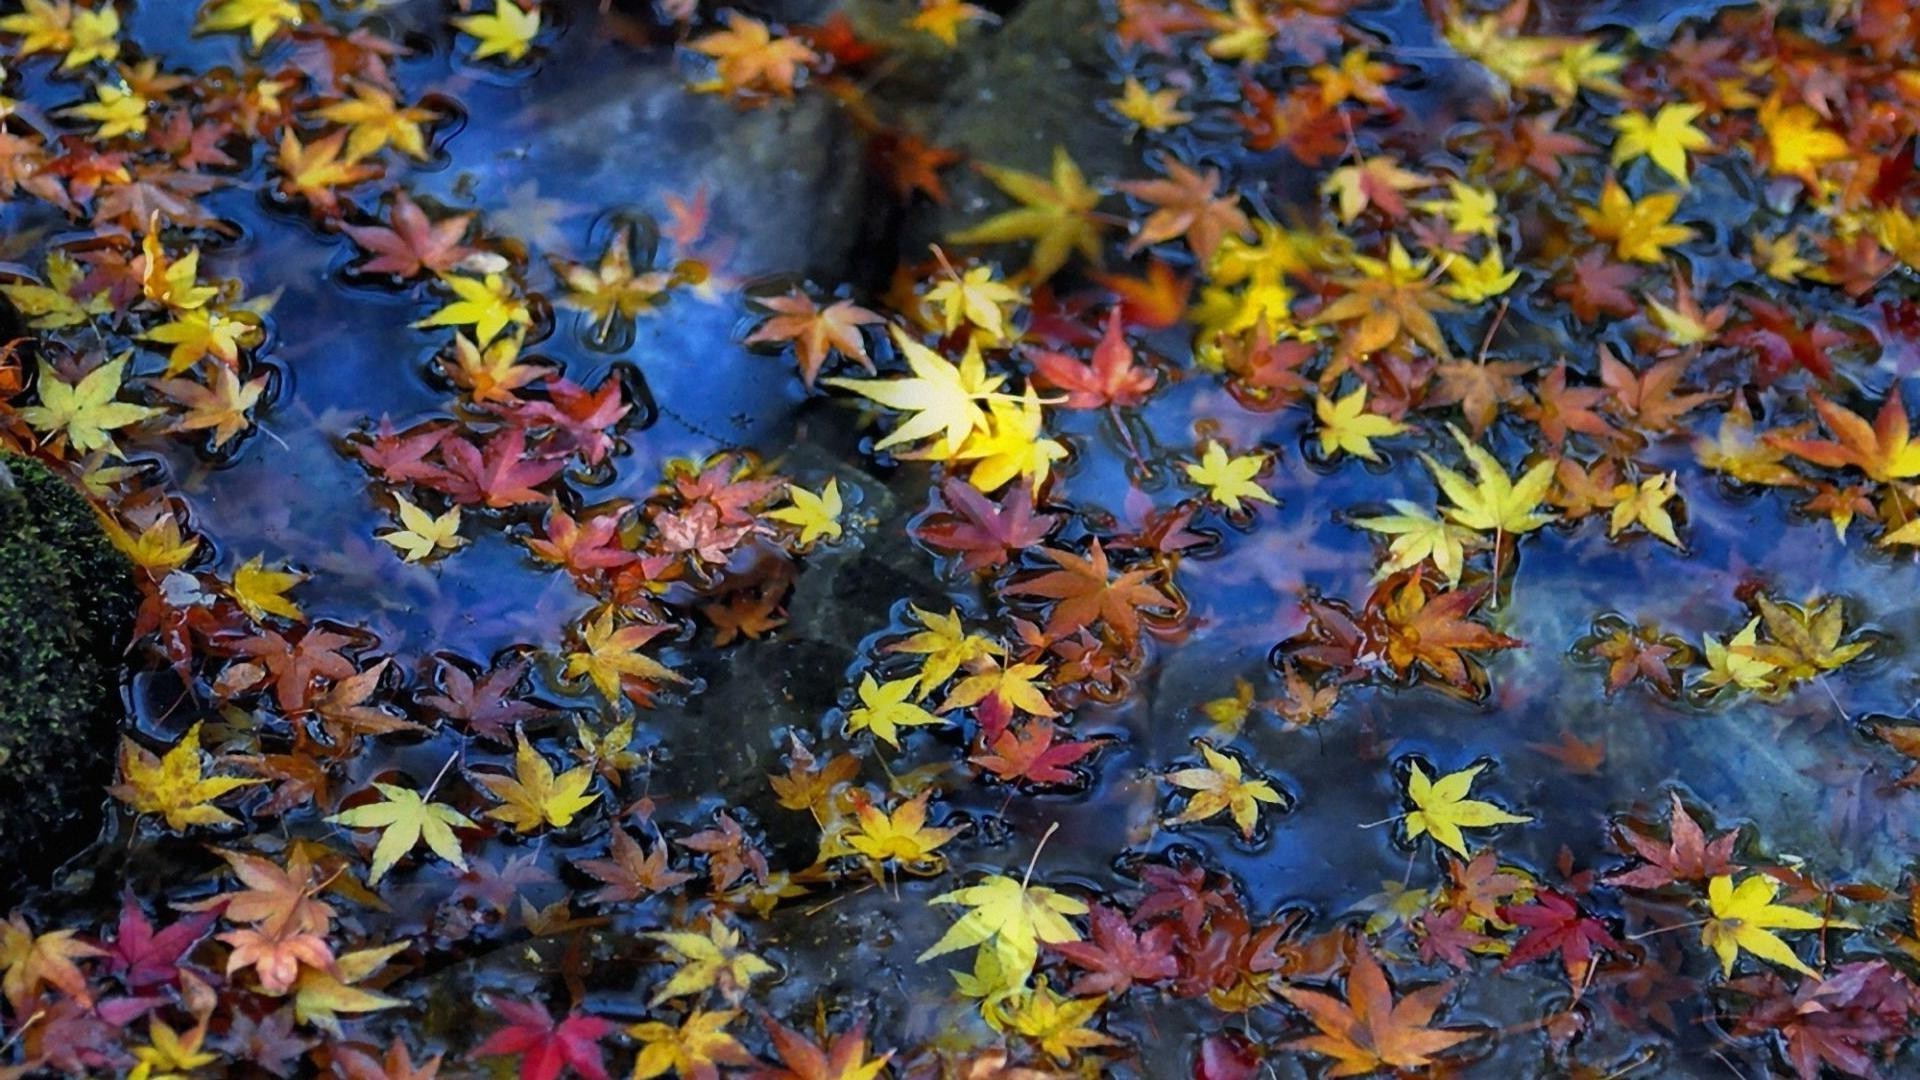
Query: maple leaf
xmin=648 ymin=919 xmax=775 ymax=1005
xmin=766 ymin=477 xmax=843 ymax=545
xmin=153 ymin=365 xmax=268 ymax=449
xmin=1116 ymin=159 xmax=1252 ymax=261
xmin=1696 ymin=615 xmax=1781 ymax=694
xmin=691 ymin=12 xmax=818 ymax=97
xmin=1315 ymin=385 xmax=1407 ymax=462
xmin=949 ymin=147 xmax=1106 ymax=282
xmin=867 ymin=129 xmax=963 ymax=204
xmin=1005 ymin=980 xmax=1119 ymax=1064
xmin=1610 ymin=103 xmax=1711 ymax=186
xmin=231 ymin=554 xmax=305 ymax=622
xmin=1279 ymin=943 xmax=1475 ymax=1076
xmin=1184 ymin=440 xmax=1277 ymax=511
xmin=1555 ymin=249 xmax=1640 ymax=322
xmin=97 ymin=893 xmax=216 ymax=993
xmin=1353 ymin=501 xmax=1479 ymax=586
xmin=1498 ymin=890 xmax=1618 ymax=981
xmin=1769 ymin=388 xmax=1920 ymax=482
xmin=316 ymin=82 xmax=436 ymax=162
xmin=1420 ymin=428 xmax=1555 ymax=536
xmin=1310 ymin=238 xmax=1457 ymax=357
xmin=1607 ymin=472 xmax=1682 ymax=546
xmin=1597 ymin=347 xmax=1717 ymax=435
xmin=915 ymin=476 xmax=1060 ymax=571
xmin=275 ymin=129 xmax=379 ymax=217
xmin=342 ymin=192 xmax=476 ymax=278
xmin=1051 ymin=903 xmax=1177 ymax=996
xmin=480 ymin=733 xmax=600 ymax=833
xmin=1092 ymin=259 xmax=1191 ymax=329
xmin=926 ymin=263 xmax=1023 ymax=342
xmin=1381 ymin=577 xmax=1521 ymax=688
xmin=1029 ymin=308 xmax=1157 ymax=409
xmin=0 ymin=915 xmax=103 ymax=1010
xmin=194 ymin=0 xmax=300 ymax=50
xmin=293 ymin=941 xmax=406 ymax=1033
xmin=19 ymin=356 xmax=158 ymax=457
xmin=415 ymin=272 xmax=531 ymax=347
xmin=756 ymin=1015 xmax=891 ymax=1080
xmin=435 ymin=428 xmax=564 ymax=507
xmin=327 ymin=782 xmax=473 ymax=884
xmin=1006 ymin=539 xmax=1175 ymax=645
xmin=1733 ymin=298 xmax=1849 ymax=384
xmin=970 ymin=717 xmax=1099 ymax=786
xmin=332 ymin=1038 xmax=445 ymax=1080
xmin=1320 ymin=156 xmax=1432 ymax=222
xmin=628 ymin=1009 xmax=751 ymax=1080
xmin=1519 ymin=360 xmax=1613 ymax=448
xmin=379 ymin=495 xmax=464 ymax=562
xmin=825 ymin=328 xmax=1000 ymax=457
xmin=845 ymin=673 xmax=944 ymax=747
xmin=197 ymin=846 xmax=337 ymax=938
xmin=920 ymin=872 xmax=1087 ymax=985
xmin=1166 ymin=741 xmax=1288 ymax=838
xmin=1701 ymin=873 xmax=1841 ymax=977
xmin=1758 ymin=94 xmax=1849 ymax=186
xmin=847 ymin=790 xmax=961 ymax=873
xmin=455 ymin=0 xmax=542 ymax=63
xmin=111 ymin=721 xmax=262 ymax=831
xmin=422 ymin=656 xmax=544 ymax=742
xmin=1111 ymin=75 xmax=1194 ymax=132
xmin=1400 ymin=761 xmax=1530 ymax=857
xmin=745 ymin=290 xmax=881 ymax=389
xmin=1577 ymin=177 xmax=1693 ymax=263
xmin=472 ymin=1000 xmax=613 ymax=1080
xmin=1743 ymin=594 xmax=1871 ymax=685
xmin=1605 ymin=792 xmax=1739 ymax=889
xmin=577 ymin=828 xmax=694 ymax=904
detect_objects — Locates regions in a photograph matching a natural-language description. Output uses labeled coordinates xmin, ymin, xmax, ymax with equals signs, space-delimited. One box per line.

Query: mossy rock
xmin=0 ymin=453 xmax=137 ymax=880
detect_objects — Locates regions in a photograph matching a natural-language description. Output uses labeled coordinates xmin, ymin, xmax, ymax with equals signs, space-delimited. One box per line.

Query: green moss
xmin=0 ymin=453 xmax=136 ymax=875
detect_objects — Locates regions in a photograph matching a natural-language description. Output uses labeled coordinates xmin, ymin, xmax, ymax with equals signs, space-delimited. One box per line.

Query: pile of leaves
xmin=7 ymin=0 xmax=1920 ymax=1076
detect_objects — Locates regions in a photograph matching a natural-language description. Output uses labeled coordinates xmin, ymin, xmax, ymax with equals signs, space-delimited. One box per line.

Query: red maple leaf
xmin=1498 ymin=890 xmax=1618 ymax=981
xmin=1554 ymin=250 xmax=1639 ymax=322
xmin=1733 ymin=297 xmax=1850 ymax=384
xmin=1028 ymin=309 xmax=1158 ymax=410
xmin=471 ymin=1000 xmax=613 ymax=1080
xmin=914 ymin=477 xmax=1060 ymax=571
xmin=511 ymin=376 xmax=630 ymax=466
xmin=1415 ymin=907 xmax=1493 ymax=969
xmin=342 ymin=191 xmax=475 ymax=278
xmin=527 ymin=503 xmax=637 ymax=578
xmin=229 ymin=626 xmax=358 ymax=712
xmin=1605 ymin=792 xmax=1740 ymax=889
xmin=1051 ymin=903 xmax=1178 ymax=996
xmin=1090 ymin=259 xmax=1191 ymax=329
xmin=95 ymin=892 xmax=215 ymax=993
xmin=433 ymin=428 xmax=566 ymax=508
xmin=755 ymin=1015 xmax=891 ymax=1080
xmin=357 ymin=419 xmax=449 ymax=485
xmin=969 ymin=717 xmax=1099 ymax=786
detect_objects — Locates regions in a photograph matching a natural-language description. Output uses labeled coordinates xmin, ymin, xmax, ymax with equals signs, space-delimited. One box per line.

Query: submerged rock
xmin=0 ymin=454 xmax=137 ymax=882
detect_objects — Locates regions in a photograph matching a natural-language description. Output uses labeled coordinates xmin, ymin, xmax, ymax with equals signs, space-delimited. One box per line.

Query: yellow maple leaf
xmin=327 ymin=783 xmax=473 ymax=884
xmin=765 ymin=477 xmax=843 ymax=545
xmin=845 ymin=673 xmax=944 ymax=747
xmin=292 ymin=942 xmax=406 ymax=1034
xmin=315 ymin=82 xmax=437 ymax=162
xmin=911 ymin=0 xmax=989 ymax=46
xmin=18 ymin=355 xmax=159 ymax=457
xmin=847 ymin=790 xmax=960 ymax=874
xmin=1420 ymin=427 xmax=1556 ymax=535
xmin=647 ymin=919 xmax=775 ymax=1005
xmin=1607 ymin=472 xmax=1682 ymax=546
xmin=1759 ymin=95 xmax=1849 ymax=186
xmin=378 ymin=496 xmax=464 ymax=563
xmin=1005 ymin=980 xmax=1119 ymax=1064
xmin=1110 ymin=76 xmax=1192 ymax=132
xmin=925 ymin=263 xmax=1024 ymax=343
xmin=825 ymin=329 xmax=1002 ymax=458
xmin=563 ymin=609 xmax=685 ymax=703
xmin=1701 ymin=873 xmax=1847 ymax=977
xmin=949 ymin=147 xmax=1106 ymax=283
xmin=230 ymin=554 xmax=305 ymax=622
xmin=1353 ymin=500 xmax=1479 ymax=586
xmin=1184 ymin=440 xmax=1277 ymax=510
xmin=110 ymin=721 xmax=262 ymax=831
xmin=63 ymin=81 xmax=147 ymax=138
xmin=920 ymin=871 xmax=1086 ymax=986
xmin=940 ymin=386 xmax=1066 ymax=495
xmin=480 ymin=733 xmax=599 ymax=833
xmin=414 ymin=272 xmax=532 ymax=347
xmin=629 ymin=1010 xmax=750 ymax=1080
xmin=194 ymin=0 xmax=301 ymax=50
xmin=1166 ymin=741 xmax=1287 ymax=838
xmin=1316 ymin=385 xmax=1407 ymax=462
xmin=1400 ymin=762 xmax=1530 ymax=856
xmin=455 ymin=0 xmax=541 ymax=63
xmin=1578 ymin=177 xmax=1693 ymax=263
xmin=1610 ymin=103 xmax=1712 ymax=186
xmin=690 ymin=11 xmax=817 ymax=97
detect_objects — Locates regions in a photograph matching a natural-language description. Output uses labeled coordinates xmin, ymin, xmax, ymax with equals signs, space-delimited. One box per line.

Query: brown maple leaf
xmin=1604 ymin=792 xmax=1739 ymax=889
xmin=1598 ymin=347 xmax=1719 ymax=435
xmin=1379 ymin=578 xmax=1520 ymax=689
xmin=915 ymin=477 xmax=1060 ymax=572
xmin=1279 ymin=941 xmax=1476 ymax=1076
xmin=744 ymin=290 xmax=882 ymax=388
xmin=1114 ymin=159 xmax=1253 ymax=262
xmin=1427 ymin=358 xmax=1530 ymax=437
xmin=576 ymin=829 xmax=694 ymax=904
xmin=1005 ymin=538 xmax=1176 ymax=646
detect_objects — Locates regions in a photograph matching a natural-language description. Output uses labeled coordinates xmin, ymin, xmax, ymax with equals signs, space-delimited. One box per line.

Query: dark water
xmin=6 ymin=0 xmax=1920 ymax=1076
